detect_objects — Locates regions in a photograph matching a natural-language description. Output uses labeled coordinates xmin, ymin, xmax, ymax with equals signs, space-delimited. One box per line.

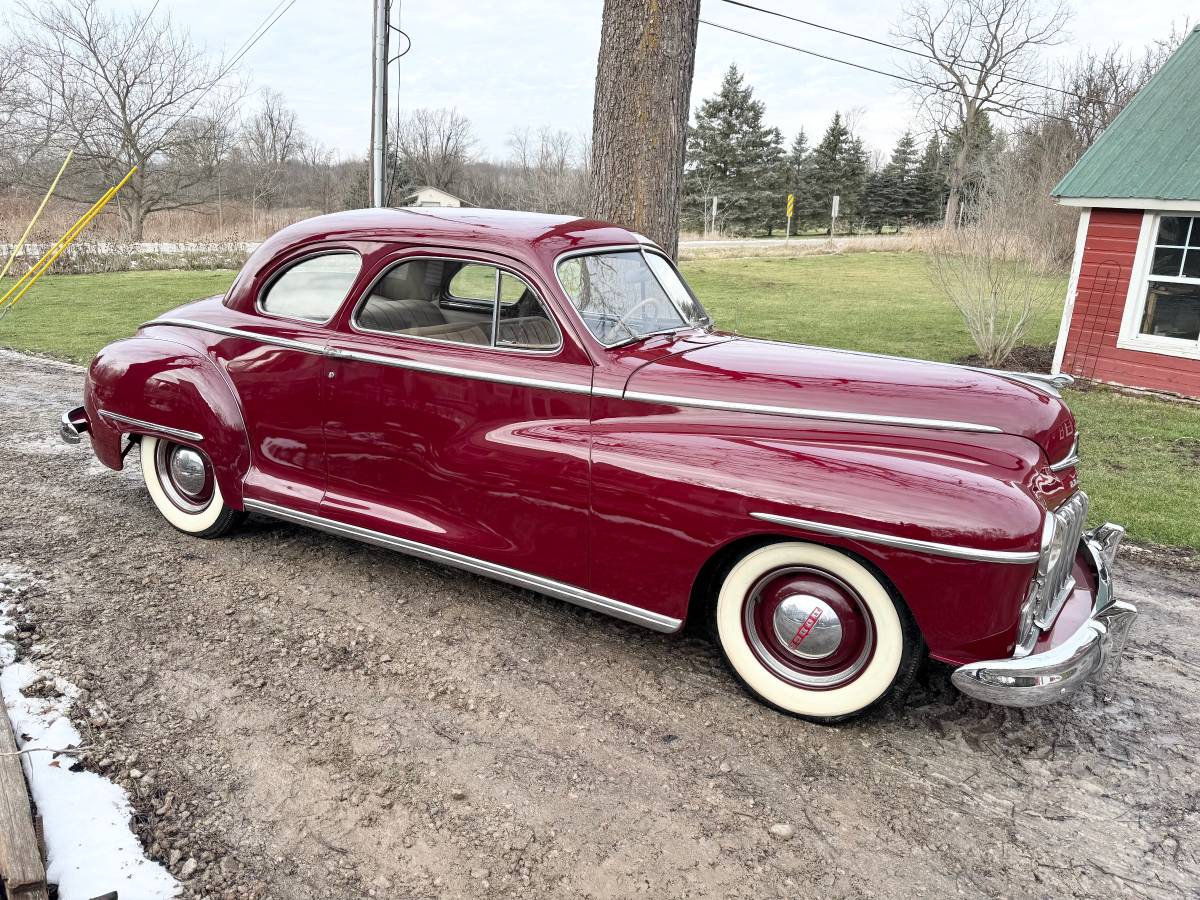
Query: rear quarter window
xmin=260 ymin=253 xmax=361 ymax=322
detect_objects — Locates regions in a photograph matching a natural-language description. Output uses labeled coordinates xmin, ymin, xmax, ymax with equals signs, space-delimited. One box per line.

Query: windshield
xmin=556 ymin=249 xmax=710 ymax=346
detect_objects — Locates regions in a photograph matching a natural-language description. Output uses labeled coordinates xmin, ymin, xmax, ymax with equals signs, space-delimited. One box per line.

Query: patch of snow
xmin=0 ymin=571 xmax=180 ymax=900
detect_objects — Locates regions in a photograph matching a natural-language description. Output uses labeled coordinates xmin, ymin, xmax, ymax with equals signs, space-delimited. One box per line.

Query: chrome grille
xmin=1035 ymin=492 xmax=1089 ymax=630
xmin=1017 ymin=491 xmax=1090 ymax=655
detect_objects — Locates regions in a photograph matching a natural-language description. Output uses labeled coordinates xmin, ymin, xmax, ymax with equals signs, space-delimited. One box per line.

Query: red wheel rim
xmin=741 ymin=566 xmax=876 ymax=690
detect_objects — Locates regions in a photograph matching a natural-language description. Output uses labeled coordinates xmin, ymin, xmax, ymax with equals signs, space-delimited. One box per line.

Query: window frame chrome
xmin=348 ymin=252 xmax=564 ymax=355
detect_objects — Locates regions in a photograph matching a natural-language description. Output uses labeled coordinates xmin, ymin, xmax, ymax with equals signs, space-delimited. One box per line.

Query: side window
xmin=355 ymin=258 xmax=559 ymax=350
xmin=260 ymin=253 xmax=360 ymax=322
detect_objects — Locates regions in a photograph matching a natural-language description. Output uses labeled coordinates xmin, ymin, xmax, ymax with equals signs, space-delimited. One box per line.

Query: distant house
xmin=403 ymin=186 xmax=468 ymax=208
xmin=1051 ymin=25 xmax=1200 ymax=398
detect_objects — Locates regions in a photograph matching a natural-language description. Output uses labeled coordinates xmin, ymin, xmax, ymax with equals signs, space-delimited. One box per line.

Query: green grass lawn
xmin=683 ymin=252 xmax=1065 ymax=360
xmin=1 ymin=253 xmax=1196 ymax=551
xmin=0 ymin=269 xmax=236 ymax=362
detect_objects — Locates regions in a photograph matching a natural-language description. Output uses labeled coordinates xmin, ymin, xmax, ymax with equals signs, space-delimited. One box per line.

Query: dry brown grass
xmin=677 ymin=229 xmax=947 ymax=261
xmin=0 ymin=198 xmax=321 ymax=244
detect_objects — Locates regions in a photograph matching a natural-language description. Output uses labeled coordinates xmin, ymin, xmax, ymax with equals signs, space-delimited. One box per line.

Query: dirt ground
xmin=1 ymin=348 xmax=1197 ymax=900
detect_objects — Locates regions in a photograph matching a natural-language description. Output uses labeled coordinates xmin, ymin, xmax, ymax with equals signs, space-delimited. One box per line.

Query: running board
xmin=241 ymin=499 xmax=682 ymax=634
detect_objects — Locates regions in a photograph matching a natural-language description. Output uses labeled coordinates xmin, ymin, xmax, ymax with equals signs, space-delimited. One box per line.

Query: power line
xmin=125 ymin=0 xmax=161 ymax=59
xmin=718 ymin=0 xmax=1113 ymax=107
xmin=699 ymin=19 xmax=1075 ymax=125
xmin=163 ymin=0 xmax=298 ymax=134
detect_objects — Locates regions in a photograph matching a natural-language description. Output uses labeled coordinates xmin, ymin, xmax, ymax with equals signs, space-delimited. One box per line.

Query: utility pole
xmin=369 ymin=0 xmax=391 ymax=208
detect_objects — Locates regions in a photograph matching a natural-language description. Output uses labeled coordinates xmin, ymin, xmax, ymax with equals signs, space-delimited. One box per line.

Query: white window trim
xmin=1052 ymin=208 xmax=1090 ymax=375
xmin=1115 ymin=212 xmax=1200 ymax=360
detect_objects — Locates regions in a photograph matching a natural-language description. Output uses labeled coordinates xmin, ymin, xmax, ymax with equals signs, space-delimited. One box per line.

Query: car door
xmin=232 ymin=249 xmax=362 ymax=513
xmin=321 ymin=249 xmax=594 ymax=589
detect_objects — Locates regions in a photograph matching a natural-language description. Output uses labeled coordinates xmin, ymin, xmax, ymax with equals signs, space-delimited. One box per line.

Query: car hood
xmin=622 ymin=336 xmax=1076 ymax=462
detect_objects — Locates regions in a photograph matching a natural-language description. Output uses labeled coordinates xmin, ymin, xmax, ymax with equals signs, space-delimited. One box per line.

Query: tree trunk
xmin=589 ymin=0 xmax=701 ymax=260
xmin=943 ymin=110 xmax=975 ymax=228
xmin=944 ymin=155 xmax=964 ymax=228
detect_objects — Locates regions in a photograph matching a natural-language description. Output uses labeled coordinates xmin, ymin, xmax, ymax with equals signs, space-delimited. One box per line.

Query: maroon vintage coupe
xmin=61 ymin=208 xmax=1136 ymax=721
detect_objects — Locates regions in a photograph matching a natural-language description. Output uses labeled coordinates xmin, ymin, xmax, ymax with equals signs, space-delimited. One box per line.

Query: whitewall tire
xmin=139 ymin=436 xmax=243 ymax=538
xmin=713 ymin=541 xmax=922 ymax=722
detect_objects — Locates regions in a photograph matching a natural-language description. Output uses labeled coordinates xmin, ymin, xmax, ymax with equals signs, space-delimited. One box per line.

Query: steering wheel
xmin=613 ymin=298 xmax=662 ymax=338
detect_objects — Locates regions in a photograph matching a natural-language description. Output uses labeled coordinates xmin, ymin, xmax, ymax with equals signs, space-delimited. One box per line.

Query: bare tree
xmin=928 ymin=151 xmax=1061 ymax=366
xmin=1052 ymin=23 xmax=1188 ymax=148
xmin=11 ymin=0 xmax=242 ymax=239
xmin=240 ymin=88 xmax=305 ymax=216
xmin=0 ymin=41 xmax=31 ymax=187
xmin=392 ymin=108 xmax=476 ymax=195
xmin=893 ymin=0 xmax=1071 ymax=227
xmin=298 ymin=141 xmax=339 ymax=213
xmin=590 ymin=0 xmax=701 ymax=258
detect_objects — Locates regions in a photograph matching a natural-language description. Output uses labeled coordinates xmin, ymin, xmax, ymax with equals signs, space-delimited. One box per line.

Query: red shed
xmin=1052 ymin=26 xmax=1200 ymax=398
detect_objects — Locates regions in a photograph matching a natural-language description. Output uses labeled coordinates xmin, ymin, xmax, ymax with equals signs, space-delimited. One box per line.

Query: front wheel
xmin=712 ymin=541 xmax=922 ymax=723
xmin=139 ymin=435 xmax=244 ymax=538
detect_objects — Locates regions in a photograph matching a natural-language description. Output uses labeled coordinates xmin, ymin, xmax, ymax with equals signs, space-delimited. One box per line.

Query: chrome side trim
xmin=148 ymin=317 xmax=1004 ymax=432
xmin=243 ymin=499 xmax=682 ymax=633
xmin=750 ymin=511 xmax=1040 ymax=564
xmin=626 ymin=391 xmax=1003 ymax=433
xmin=99 ymin=410 xmax=204 ymax=443
xmin=145 ymin=318 xmax=327 ymax=355
xmin=324 ymin=346 xmax=592 ymax=395
xmin=145 ymin=318 xmax=591 ymax=396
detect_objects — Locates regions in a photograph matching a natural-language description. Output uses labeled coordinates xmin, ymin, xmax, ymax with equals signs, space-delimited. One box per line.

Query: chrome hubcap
xmin=771 ymin=594 xmax=843 ymax=661
xmin=169 ymin=447 xmax=207 ymax=497
xmin=743 ymin=566 xmax=876 ymax=689
xmin=154 ymin=440 xmax=212 ymax=513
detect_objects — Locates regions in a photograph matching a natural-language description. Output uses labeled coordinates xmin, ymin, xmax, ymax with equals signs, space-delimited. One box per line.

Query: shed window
xmin=1139 ymin=216 xmax=1200 ymax=342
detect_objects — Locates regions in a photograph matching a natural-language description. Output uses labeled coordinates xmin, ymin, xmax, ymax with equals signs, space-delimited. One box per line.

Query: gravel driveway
xmin=1 ymin=348 xmax=1197 ymax=899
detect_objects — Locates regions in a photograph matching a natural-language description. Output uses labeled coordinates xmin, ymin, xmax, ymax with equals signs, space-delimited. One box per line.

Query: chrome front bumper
xmin=951 ymin=524 xmax=1137 ymax=708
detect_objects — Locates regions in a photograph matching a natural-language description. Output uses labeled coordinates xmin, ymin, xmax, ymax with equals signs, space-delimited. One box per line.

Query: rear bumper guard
xmin=60 ymin=406 xmax=89 ymax=444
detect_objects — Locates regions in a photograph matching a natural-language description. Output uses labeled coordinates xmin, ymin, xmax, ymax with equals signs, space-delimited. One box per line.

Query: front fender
xmin=85 ymin=337 xmax=251 ymax=508
xmin=589 ymin=407 xmax=1054 ymax=663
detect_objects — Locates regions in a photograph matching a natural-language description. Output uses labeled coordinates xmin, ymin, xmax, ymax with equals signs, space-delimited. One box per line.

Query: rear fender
xmin=85 ymin=337 xmax=251 ymax=508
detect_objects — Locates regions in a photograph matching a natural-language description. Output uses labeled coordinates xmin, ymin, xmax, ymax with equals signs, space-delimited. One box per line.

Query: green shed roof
xmin=1053 ymin=25 xmax=1200 ymax=203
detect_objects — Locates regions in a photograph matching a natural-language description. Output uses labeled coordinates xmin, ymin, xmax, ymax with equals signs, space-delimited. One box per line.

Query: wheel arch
xmin=85 ymin=336 xmax=252 ymax=508
xmin=687 ymin=531 xmax=920 ymax=637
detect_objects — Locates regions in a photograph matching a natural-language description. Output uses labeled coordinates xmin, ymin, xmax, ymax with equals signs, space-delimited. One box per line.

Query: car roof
xmin=260 ymin=206 xmax=647 ymax=254
xmin=225 ymin=207 xmax=654 ymax=313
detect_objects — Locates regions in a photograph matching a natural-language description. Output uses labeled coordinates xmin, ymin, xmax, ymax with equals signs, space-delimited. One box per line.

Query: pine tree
xmin=873 ymin=131 xmax=920 ymax=228
xmin=784 ymin=129 xmax=820 ymax=230
xmin=809 ymin=113 xmax=868 ymax=232
xmin=912 ymin=135 xmax=946 ymax=224
xmin=684 ymin=64 xmax=787 ymax=235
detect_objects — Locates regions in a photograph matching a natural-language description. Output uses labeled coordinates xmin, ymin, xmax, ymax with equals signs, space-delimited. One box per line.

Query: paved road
xmin=1 ymin=348 xmax=1196 ymax=899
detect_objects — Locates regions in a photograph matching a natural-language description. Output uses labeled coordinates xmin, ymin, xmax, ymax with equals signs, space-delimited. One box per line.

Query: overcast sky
xmin=24 ymin=0 xmax=1196 ymax=160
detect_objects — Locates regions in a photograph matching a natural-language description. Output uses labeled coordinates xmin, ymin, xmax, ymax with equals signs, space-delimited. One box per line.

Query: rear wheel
xmin=139 ymin=435 xmax=244 ymax=538
xmin=712 ymin=541 xmax=922 ymax=722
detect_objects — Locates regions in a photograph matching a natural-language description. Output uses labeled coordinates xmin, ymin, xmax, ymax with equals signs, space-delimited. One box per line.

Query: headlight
xmin=1015 ymin=493 xmax=1089 ymax=656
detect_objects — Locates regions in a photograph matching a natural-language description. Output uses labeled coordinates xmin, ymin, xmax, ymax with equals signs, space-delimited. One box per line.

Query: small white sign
xmin=831 ymin=195 xmax=840 ymax=219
